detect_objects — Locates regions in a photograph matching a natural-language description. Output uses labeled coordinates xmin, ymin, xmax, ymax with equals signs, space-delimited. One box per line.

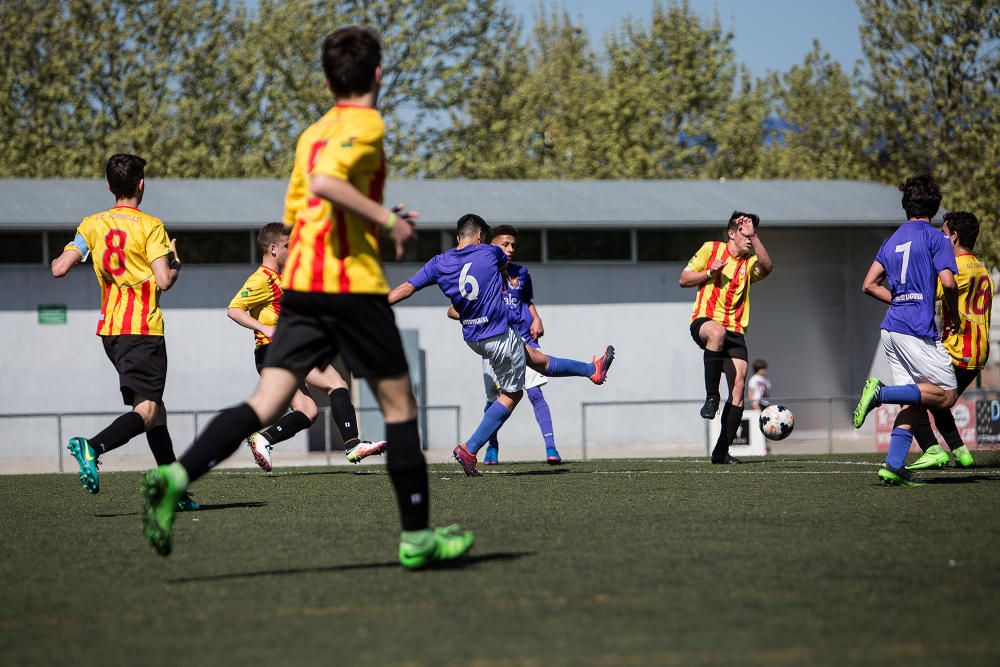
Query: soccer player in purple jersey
xmin=478 ymin=225 xmax=560 ymax=464
xmin=388 ymin=214 xmax=615 ymax=477
xmin=852 ymin=174 xmax=961 ymax=487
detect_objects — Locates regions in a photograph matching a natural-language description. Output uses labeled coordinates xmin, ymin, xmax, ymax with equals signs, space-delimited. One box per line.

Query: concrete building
xmin=2 ymin=178 xmax=982 ymax=466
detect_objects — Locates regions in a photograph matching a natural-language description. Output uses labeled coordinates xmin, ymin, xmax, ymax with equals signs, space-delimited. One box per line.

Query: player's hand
xmin=169 ymin=239 xmax=181 ymax=265
xmin=387 ymin=204 xmax=418 ymax=261
xmin=260 ymin=324 xmax=277 ymax=339
xmin=530 ymin=318 xmax=544 ymax=341
xmin=736 ymin=216 xmax=756 ymax=237
xmin=708 ymin=259 xmax=725 ymax=272
xmin=943 ymin=315 xmax=961 ymax=339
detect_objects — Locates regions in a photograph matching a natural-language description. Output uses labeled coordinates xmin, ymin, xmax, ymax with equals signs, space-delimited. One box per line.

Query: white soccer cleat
xmin=247 ymin=432 xmax=273 ymax=472
xmin=346 ymin=440 xmax=387 ymax=464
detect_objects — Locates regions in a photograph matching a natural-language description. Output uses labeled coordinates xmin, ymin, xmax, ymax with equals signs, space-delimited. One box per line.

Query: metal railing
xmin=0 ymin=404 xmax=461 ymax=471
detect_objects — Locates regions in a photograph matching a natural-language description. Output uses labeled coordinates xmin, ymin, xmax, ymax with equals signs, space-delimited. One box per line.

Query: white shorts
xmin=483 ymin=355 xmax=547 ymax=401
xmin=880 ymin=329 xmax=957 ymax=390
xmin=467 ymin=327 xmax=526 ymax=395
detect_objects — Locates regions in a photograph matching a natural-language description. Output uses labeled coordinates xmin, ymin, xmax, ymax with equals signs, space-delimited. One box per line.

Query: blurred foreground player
xmin=228 ymin=223 xmax=386 ymax=471
xmin=142 ymin=27 xmax=473 ymax=567
xmin=679 ymin=212 xmax=773 ymax=464
xmin=51 ymin=154 xmax=197 ymax=510
xmin=907 ymin=211 xmax=990 ymax=470
xmin=852 ymin=174 xmax=961 ymax=487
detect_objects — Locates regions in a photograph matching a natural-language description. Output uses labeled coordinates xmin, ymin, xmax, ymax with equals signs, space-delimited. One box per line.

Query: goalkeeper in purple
xmin=853 ymin=174 xmax=961 ymax=487
xmin=389 ymin=214 xmax=615 ymax=477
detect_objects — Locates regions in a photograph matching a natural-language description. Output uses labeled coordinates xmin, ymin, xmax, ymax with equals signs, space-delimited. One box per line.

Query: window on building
xmin=547 ymin=229 xmax=630 ymax=261
xmin=170 ymin=230 xmax=252 ymax=264
xmin=510 ymin=229 xmax=542 ymax=262
xmin=637 ymin=229 xmax=720 ymax=262
xmin=0 ymin=232 xmax=43 ymax=263
xmin=380 ymin=229 xmax=445 ymax=263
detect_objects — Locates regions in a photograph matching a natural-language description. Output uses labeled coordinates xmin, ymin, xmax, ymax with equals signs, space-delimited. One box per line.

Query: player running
xmin=228 ymin=223 xmax=386 ymax=472
xmin=476 ymin=225 xmax=561 ymax=465
xmin=388 ymin=214 xmax=614 ymax=477
xmin=852 ymin=174 xmax=961 ymax=487
xmin=906 ymin=211 xmax=990 ymax=470
xmin=141 ymin=27 xmax=474 ymax=568
xmin=50 ymin=154 xmax=197 ymax=510
xmin=679 ymin=212 xmax=773 ymax=464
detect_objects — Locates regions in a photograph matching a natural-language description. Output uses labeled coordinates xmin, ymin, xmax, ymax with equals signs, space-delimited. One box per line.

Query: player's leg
xmin=524 ymin=341 xmax=615 ymax=385
xmin=921 ymin=367 xmax=978 ymax=468
xmin=906 ymin=409 xmax=950 ymax=470
xmin=136 ymin=400 xmax=200 ymax=510
xmin=711 ymin=356 xmax=747 ymax=464
xmin=306 ymin=364 xmax=387 ymax=463
xmin=482 ymin=360 xmax=501 ymax=465
xmin=527 ymin=386 xmax=560 ymax=463
xmin=247 ymin=387 xmax=316 ymax=472
xmin=877 ymin=407 xmax=926 ymax=487
xmin=693 ymin=318 xmax=726 ymax=419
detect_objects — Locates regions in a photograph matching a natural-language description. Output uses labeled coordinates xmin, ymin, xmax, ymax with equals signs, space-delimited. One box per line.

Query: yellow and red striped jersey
xmin=687 ymin=241 xmax=767 ymax=334
xmin=939 ymin=253 xmax=993 ymax=369
xmin=228 ymin=265 xmax=283 ymax=349
xmin=282 ymin=103 xmax=388 ymax=294
xmin=67 ymin=205 xmax=172 ymax=336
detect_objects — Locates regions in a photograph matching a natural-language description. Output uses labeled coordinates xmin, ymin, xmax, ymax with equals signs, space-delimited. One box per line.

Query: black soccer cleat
xmin=700 ymin=397 xmax=720 ymax=419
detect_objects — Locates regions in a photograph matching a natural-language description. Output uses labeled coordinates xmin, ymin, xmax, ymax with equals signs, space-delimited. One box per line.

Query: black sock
xmin=911 ymin=417 xmax=937 ymax=451
xmin=712 ymin=402 xmax=744 ymax=461
xmin=146 ymin=425 xmax=177 ymax=466
xmin=260 ymin=411 xmax=312 ymax=446
xmin=930 ymin=408 xmax=964 ymax=450
xmin=385 ymin=419 xmax=429 ymax=532
xmin=90 ymin=412 xmax=145 ymax=455
xmin=179 ymin=403 xmax=261 ymax=483
xmin=703 ymin=350 xmax=725 ymax=401
xmin=329 ymin=388 xmax=360 ymax=447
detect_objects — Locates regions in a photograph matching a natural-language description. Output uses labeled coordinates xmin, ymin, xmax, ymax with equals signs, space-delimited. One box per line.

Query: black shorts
xmin=102 ymin=335 xmax=167 ymax=405
xmin=689 ymin=317 xmax=748 ymax=361
xmin=955 ymin=366 xmax=980 ymax=396
xmin=263 ymin=291 xmax=409 ymax=379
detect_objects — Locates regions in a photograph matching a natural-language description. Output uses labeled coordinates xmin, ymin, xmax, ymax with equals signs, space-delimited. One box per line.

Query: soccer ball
xmin=759 ymin=405 xmax=794 ymax=441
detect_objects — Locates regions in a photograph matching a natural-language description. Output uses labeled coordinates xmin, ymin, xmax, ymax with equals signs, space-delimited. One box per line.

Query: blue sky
xmin=507 ymin=0 xmax=865 ymax=76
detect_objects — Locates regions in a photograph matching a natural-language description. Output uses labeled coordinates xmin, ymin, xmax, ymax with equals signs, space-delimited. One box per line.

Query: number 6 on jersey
xmin=459 ymin=262 xmax=479 ymax=301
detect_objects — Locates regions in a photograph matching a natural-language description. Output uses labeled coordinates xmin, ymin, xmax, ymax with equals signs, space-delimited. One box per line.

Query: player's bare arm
xmin=679 ymin=259 xmax=725 ymax=288
xmin=446 ymin=304 xmax=460 ymax=321
xmin=387 ymin=281 xmax=417 ymax=305
xmin=227 ymin=307 xmax=276 ymax=339
xmin=309 ymin=173 xmax=417 ymax=261
xmin=151 ymin=240 xmax=180 ymax=291
xmin=861 ymin=261 xmax=892 ymax=304
xmin=528 ymin=302 xmax=544 ymax=340
xmin=747 ymin=225 xmax=773 ymax=276
xmin=50 ymin=247 xmax=83 ymax=278
xmin=939 ymin=268 xmax=961 ymax=336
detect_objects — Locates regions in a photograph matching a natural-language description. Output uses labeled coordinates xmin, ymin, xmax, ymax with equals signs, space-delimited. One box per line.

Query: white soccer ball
xmin=759 ymin=405 xmax=794 ymax=441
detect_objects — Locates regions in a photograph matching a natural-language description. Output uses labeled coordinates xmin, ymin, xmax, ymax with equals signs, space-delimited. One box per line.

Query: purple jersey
xmin=503 ymin=262 xmax=538 ymax=348
xmin=875 ymin=220 xmax=957 ymax=340
xmin=407 ymin=244 xmax=510 ymax=341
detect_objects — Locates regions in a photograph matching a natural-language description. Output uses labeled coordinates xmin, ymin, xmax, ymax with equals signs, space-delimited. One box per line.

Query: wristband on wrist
xmin=385 ymin=211 xmax=398 ymax=230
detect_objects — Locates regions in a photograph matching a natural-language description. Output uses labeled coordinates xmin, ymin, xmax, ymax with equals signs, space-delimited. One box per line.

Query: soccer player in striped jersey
xmin=50 ymin=154 xmax=197 ymax=510
xmin=141 ymin=27 xmax=473 ymax=568
xmin=679 ymin=212 xmax=773 ymax=464
xmin=852 ymin=174 xmax=962 ymax=487
xmin=228 ymin=223 xmax=386 ymax=472
xmin=906 ymin=211 xmax=990 ymax=470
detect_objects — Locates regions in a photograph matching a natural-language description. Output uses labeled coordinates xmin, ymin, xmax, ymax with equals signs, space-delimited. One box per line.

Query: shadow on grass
xmin=167 ymin=550 xmax=536 ymax=584
xmin=925 ymin=474 xmax=1000 ymax=485
xmin=94 ymin=500 xmax=266 ymax=518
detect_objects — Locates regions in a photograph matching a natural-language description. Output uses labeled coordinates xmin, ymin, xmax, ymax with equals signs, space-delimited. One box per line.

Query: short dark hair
xmin=727 ymin=211 xmax=759 ymax=233
xmin=456 ymin=213 xmax=489 ymax=239
xmin=257 ymin=222 xmax=289 ymax=254
xmin=899 ymin=174 xmax=941 ymax=220
xmin=944 ymin=211 xmax=980 ymax=251
xmin=322 ymin=27 xmax=381 ymax=98
xmin=489 ymin=224 xmax=518 ymax=241
xmin=106 ymin=153 xmax=146 ymax=199
xmin=752 ymin=359 xmax=768 ymax=373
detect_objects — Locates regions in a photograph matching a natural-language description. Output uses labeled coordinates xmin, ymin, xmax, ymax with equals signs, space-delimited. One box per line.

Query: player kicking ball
xmin=228 ymin=223 xmax=386 ymax=472
xmin=679 ymin=212 xmax=773 ymax=464
xmin=852 ymin=174 xmax=961 ymax=487
xmin=905 ymin=211 xmax=989 ymax=471
xmin=388 ymin=214 xmax=614 ymax=477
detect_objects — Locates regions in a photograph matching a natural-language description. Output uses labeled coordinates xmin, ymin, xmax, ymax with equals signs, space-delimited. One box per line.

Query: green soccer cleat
xmin=67 ymin=437 xmax=100 ymax=494
xmin=906 ymin=444 xmax=950 ymax=470
xmin=952 ymin=445 xmax=975 ymax=468
xmin=877 ymin=463 xmax=926 ymax=487
xmin=399 ymin=524 xmax=475 ymax=570
xmin=142 ymin=463 xmax=187 ymax=556
xmin=853 ymin=377 xmax=884 ymax=429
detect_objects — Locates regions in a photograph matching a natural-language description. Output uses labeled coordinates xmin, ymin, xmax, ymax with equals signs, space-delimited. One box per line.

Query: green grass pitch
xmin=3 ymin=454 xmax=999 ymax=666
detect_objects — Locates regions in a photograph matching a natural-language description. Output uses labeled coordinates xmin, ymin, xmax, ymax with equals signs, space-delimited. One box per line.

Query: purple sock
xmin=886 ymin=427 xmax=914 ymax=469
xmin=879 ymin=384 xmax=921 ymax=405
xmin=545 ymin=356 xmax=595 ymax=378
xmin=484 ymin=401 xmax=499 ymax=449
xmin=527 ymin=386 xmax=555 ymax=449
xmin=467 ymin=401 xmax=512 ymax=454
